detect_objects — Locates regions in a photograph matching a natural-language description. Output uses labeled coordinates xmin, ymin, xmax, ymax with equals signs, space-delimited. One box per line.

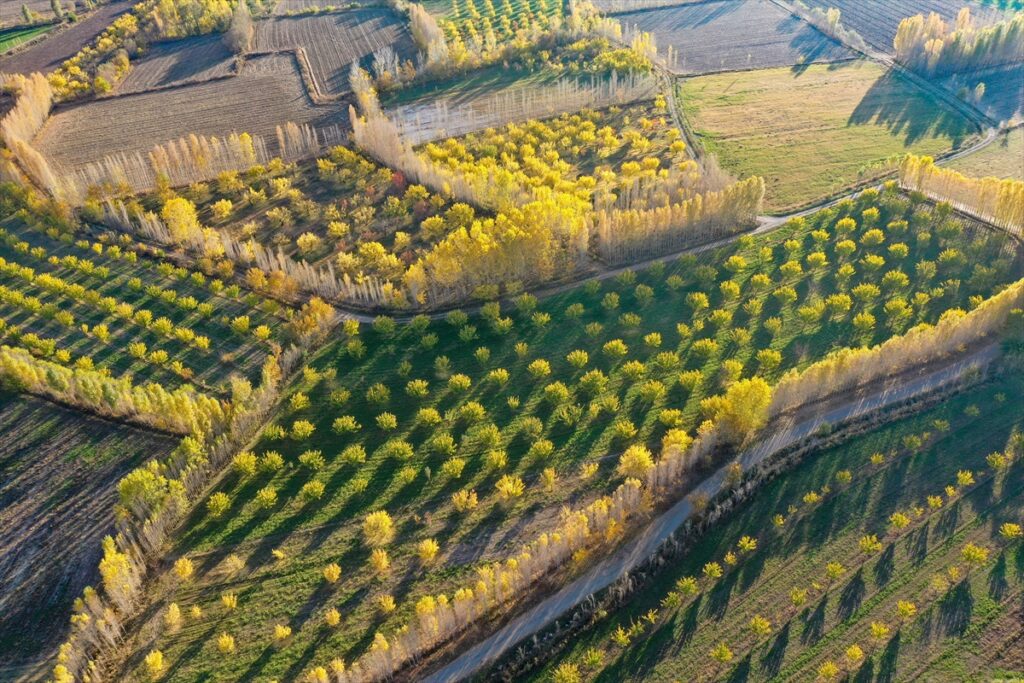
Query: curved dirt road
xmin=422 ymin=343 xmax=1000 ymax=682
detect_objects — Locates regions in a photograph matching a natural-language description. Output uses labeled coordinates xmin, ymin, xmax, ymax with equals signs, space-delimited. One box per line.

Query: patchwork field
xmin=950 ymin=126 xmax=1024 ymax=180
xmin=35 ymin=54 xmax=343 ymax=170
xmin=0 ymin=0 xmax=130 ymax=74
xmin=530 ymin=374 xmax=1024 ymax=682
xmin=939 ymin=63 xmax=1024 ymax=127
xmin=615 ymin=0 xmax=854 ymax=76
xmin=114 ymin=34 xmax=236 ymax=95
xmin=109 ymin=189 xmax=1020 ymax=681
xmin=252 ymin=10 xmax=415 ymax=97
xmin=799 ymin=0 xmax=1015 ymax=53
xmin=680 ymin=60 xmax=979 ymax=212
xmin=0 ymin=392 xmax=177 ymax=669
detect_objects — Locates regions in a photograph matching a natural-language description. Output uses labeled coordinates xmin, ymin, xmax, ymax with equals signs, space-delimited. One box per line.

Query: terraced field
xmin=950 ymin=126 xmax=1024 ymax=180
xmin=252 ymin=10 xmax=415 ymax=97
xmin=616 ymin=0 xmax=854 ymax=76
xmin=799 ymin=0 xmax=1015 ymax=53
xmin=680 ymin=60 xmax=979 ymax=211
xmin=35 ymin=54 xmax=343 ymax=170
xmin=115 ymin=34 xmax=236 ymax=95
xmin=530 ymin=374 xmax=1024 ymax=682
xmin=0 ymin=393 xmax=177 ymax=670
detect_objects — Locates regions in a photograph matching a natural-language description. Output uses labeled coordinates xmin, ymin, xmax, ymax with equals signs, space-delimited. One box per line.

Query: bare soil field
xmin=800 ymin=0 xmax=1014 ymax=53
xmin=939 ymin=62 xmax=1024 ymax=126
xmin=680 ymin=59 xmax=978 ymax=211
xmin=115 ymin=34 xmax=236 ymax=95
xmin=252 ymin=9 xmax=415 ymax=96
xmin=0 ymin=0 xmax=131 ymax=74
xmin=616 ymin=0 xmax=854 ymax=75
xmin=0 ymin=392 xmax=176 ymax=670
xmin=949 ymin=125 xmax=1024 ymax=179
xmin=35 ymin=54 xmax=345 ymax=169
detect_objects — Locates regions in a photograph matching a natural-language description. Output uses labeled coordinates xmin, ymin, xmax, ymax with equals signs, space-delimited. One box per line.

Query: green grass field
xmin=109 ymin=187 xmax=1021 ymax=681
xmin=531 ymin=373 xmax=1024 ymax=682
xmin=680 ymin=61 xmax=979 ymax=213
xmin=0 ymin=23 xmax=52 ymax=52
xmin=949 ymin=127 xmax=1024 ymax=181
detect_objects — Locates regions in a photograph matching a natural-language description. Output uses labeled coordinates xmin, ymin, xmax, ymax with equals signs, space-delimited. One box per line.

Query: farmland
xmin=950 ymin=126 xmax=1024 ymax=179
xmin=0 ymin=23 xmax=52 ymax=52
xmin=1 ymin=0 xmax=1023 ymax=680
xmin=615 ymin=0 xmax=855 ymax=76
xmin=0 ymin=0 xmax=130 ymax=74
xmin=109 ymin=187 xmax=1020 ymax=681
xmin=252 ymin=10 xmax=416 ymax=97
xmin=680 ymin=60 xmax=979 ymax=212
xmin=529 ymin=373 xmax=1024 ymax=682
xmin=0 ymin=392 xmax=177 ymax=669
xmin=798 ymin=0 xmax=1015 ymax=53
xmin=35 ymin=54 xmax=343 ymax=171
xmin=114 ymin=34 xmax=236 ymax=95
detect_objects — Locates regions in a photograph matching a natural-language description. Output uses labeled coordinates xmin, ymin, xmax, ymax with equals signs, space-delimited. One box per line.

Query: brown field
xmin=252 ymin=9 xmax=415 ymax=96
xmin=115 ymin=34 xmax=236 ymax=95
xmin=616 ymin=0 xmax=854 ymax=76
xmin=0 ymin=392 xmax=176 ymax=670
xmin=35 ymin=54 xmax=346 ymax=170
xmin=949 ymin=126 xmax=1024 ymax=179
xmin=0 ymin=0 xmax=131 ymax=74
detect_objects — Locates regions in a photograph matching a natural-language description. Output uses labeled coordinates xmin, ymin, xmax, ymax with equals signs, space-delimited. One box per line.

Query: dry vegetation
xmin=680 ymin=60 xmax=978 ymax=211
xmin=616 ymin=0 xmax=854 ymax=76
xmin=34 ymin=54 xmax=343 ymax=171
xmin=252 ymin=10 xmax=416 ymax=97
xmin=950 ymin=126 xmax=1024 ymax=179
xmin=0 ymin=392 xmax=176 ymax=668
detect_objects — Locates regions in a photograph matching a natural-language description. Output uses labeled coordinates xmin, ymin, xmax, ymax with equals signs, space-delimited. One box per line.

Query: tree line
xmin=899 ymin=154 xmax=1024 ymax=236
xmin=894 ymin=8 xmax=1024 ymax=76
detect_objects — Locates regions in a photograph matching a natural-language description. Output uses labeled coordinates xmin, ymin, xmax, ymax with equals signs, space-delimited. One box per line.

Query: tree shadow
xmin=726 ymin=653 xmax=752 ymax=683
xmin=759 ymin=620 xmax=790 ymax=678
xmin=800 ymin=595 xmax=828 ymax=645
xmin=907 ymin=522 xmax=930 ymax=566
xmin=938 ymin=579 xmax=974 ymax=637
xmin=877 ymin=631 xmax=902 ymax=683
xmin=989 ymin=552 xmax=1009 ymax=601
xmin=847 ymin=71 xmax=974 ymax=147
xmin=706 ymin=569 xmax=739 ymax=622
xmin=874 ymin=542 xmax=896 ymax=586
xmin=838 ymin=568 xmax=866 ymax=621
xmin=787 ymin=18 xmax=853 ymax=76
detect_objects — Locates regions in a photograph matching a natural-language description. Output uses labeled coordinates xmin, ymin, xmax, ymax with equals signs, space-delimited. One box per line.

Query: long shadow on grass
xmin=788 ymin=19 xmax=852 ymax=76
xmin=877 ymin=631 xmax=902 ymax=683
xmin=989 ymin=552 xmax=1009 ymax=601
xmin=759 ymin=620 xmax=790 ymax=678
xmin=938 ymin=579 xmax=974 ymax=637
xmin=838 ymin=568 xmax=866 ymax=621
xmin=848 ymin=71 xmax=974 ymax=146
